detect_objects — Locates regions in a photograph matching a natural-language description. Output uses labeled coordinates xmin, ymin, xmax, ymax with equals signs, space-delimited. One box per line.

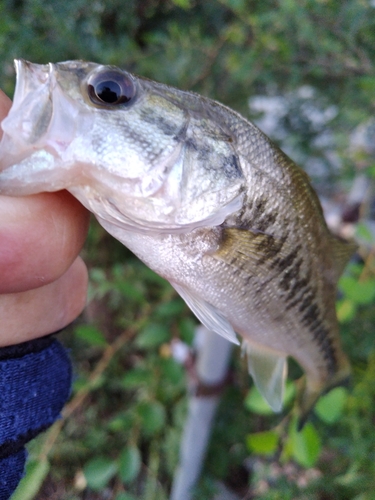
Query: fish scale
xmin=0 ymin=59 xmax=356 ymax=424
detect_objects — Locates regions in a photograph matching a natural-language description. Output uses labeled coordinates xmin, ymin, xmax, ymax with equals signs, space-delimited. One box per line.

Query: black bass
xmin=0 ymin=60 xmax=355 ymax=422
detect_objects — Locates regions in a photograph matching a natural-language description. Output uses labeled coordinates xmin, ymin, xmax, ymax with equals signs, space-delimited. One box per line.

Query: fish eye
xmin=87 ymin=70 xmax=136 ymax=106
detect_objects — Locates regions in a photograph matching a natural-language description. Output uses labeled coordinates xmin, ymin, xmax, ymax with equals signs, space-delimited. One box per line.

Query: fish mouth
xmin=1 ymin=60 xmax=52 ymax=151
xmin=13 ymin=59 xmax=51 ymax=106
xmin=0 ymin=59 xmax=80 ymax=171
xmin=0 ymin=59 xmax=86 ymax=195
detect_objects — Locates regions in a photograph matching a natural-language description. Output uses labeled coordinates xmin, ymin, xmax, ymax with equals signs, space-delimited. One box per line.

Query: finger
xmin=0 ymin=90 xmax=90 ymax=293
xmin=0 ymin=256 xmax=88 ymax=347
xmin=0 ymin=191 xmax=90 ymax=293
xmin=0 ymin=89 xmax=12 ymax=124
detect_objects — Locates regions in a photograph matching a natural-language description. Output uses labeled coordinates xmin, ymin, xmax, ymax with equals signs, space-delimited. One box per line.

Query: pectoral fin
xmin=243 ymin=340 xmax=287 ymax=412
xmin=171 ymin=282 xmax=239 ymax=345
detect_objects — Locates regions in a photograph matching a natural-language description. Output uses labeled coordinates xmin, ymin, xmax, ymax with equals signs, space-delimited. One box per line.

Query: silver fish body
xmin=0 ymin=60 xmax=355 ymax=420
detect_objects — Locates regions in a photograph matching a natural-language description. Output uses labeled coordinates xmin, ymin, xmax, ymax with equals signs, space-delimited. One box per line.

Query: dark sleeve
xmin=0 ymin=335 xmax=72 ymax=500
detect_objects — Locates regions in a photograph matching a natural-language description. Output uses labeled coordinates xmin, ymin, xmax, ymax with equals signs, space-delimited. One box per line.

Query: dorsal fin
xmin=171 ymin=282 xmax=239 ymax=345
xmin=330 ymin=235 xmax=357 ymax=282
xmin=243 ymin=340 xmax=287 ymax=412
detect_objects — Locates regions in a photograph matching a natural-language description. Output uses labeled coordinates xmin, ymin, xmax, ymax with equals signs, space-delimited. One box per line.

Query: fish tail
xmin=296 ymin=356 xmax=351 ymax=431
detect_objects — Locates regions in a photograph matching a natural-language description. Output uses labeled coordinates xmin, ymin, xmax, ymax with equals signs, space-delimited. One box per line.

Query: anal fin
xmin=243 ymin=340 xmax=287 ymax=412
xmin=171 ymin=282 xmax=239 ymax=345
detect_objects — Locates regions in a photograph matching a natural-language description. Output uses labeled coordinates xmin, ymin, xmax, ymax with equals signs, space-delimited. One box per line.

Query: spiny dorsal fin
xmin=243 ymin=340 xmax=287 ymax=412
xmin=171 ymin=282 xmax=240 ymax=345
xmin=330 ymin=235 xmax=357 ymax=282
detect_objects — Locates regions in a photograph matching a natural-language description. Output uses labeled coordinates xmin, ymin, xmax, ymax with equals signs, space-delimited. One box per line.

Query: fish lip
xmin=12 ymin=59 xmax=50 ymax=108
xmin=1 ymin=60 xmax=52 ymax=146
xmin=3 ymin=59 xmax=80 ymax=151
xmin=15 ymin=59 xmax=49 ymax=82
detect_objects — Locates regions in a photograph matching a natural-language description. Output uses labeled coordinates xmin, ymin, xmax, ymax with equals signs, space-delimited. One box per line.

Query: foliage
xmin=1 ymin=0 xmax=374 ymax=498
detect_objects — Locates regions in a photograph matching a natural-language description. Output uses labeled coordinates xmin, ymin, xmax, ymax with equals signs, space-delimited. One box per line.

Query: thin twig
xmin=38 ymin=324 xmax=139 ymax=460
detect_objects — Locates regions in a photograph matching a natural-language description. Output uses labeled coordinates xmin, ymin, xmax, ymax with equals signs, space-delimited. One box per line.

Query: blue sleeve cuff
xmin=0 ymin=336 xmax=72 ymax=499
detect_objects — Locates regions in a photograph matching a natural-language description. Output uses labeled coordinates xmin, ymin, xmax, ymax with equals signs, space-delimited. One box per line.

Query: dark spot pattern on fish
xmin=256 ymin=234 xmax=288 ymax=265
xmin=222 ymin=154 xmax=242 ymax=179
xmin=183 ymin=138 xmax=242 ymax=180
xmin=120 ymin=124 xmax=160 ymax=157
xmin=227 ymin=196 xmax=278 ymax=232
xmin=184 ymin=137 xmax=199 ymax=151
xmin=222 ymin=211 xmax=339 ymax=375
xmin=278 ymin=257 xmax=303 ymax=291
xmin=284 ymin=271 xmax=313 ymax=308
xmin=310 ymin=324 xmax=337 ymax=374
xmin=254 ymin=275 xmax=274 ymax=294
xmin=271 ymin=246 xmax=301 ymax=271
xmin=301 ymin=303 xmax=320 ymax=328
xmin=243 ymin=274 xmax=254 ymax=286
xmin=139 ymin=107 xmax=177 ymax=136
xmin=230 ymin=198 xmax=253 ymax=229
xmin=284 ymin=282 xmax=338 ymax=374
xmin=298 ymin=292 xmax=317 ymax=313
xmin=256 ymin=199 xmax=266 ymax=213
xmin=256 ymin=212 xmax=277 ymax=232
xmin=250 ymin=199 xmax=278 ymax=232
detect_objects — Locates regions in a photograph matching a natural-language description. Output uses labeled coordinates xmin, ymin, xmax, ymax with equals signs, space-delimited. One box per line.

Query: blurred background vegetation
xmin=1 ymin=0 xmax=375 ymax=498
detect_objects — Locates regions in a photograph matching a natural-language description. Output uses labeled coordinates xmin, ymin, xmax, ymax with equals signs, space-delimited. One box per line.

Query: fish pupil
xmin=95 ymin=81 xmax=122 ymax=103
xmin=87 ymin=71 xmax=135 ymax=106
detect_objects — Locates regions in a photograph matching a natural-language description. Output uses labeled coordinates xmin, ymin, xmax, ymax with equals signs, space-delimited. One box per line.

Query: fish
xmin=0 ymin=59 xmax=356 ymax=425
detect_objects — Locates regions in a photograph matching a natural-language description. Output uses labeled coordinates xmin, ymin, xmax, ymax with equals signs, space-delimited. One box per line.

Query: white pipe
xmin=170 ymin=326 xmax=234 ymax=500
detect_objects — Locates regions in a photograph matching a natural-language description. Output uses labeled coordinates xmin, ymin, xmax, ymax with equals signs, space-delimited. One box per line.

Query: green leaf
xmin=135 ymin=323 xmax=170 ymax=349
xmin=283 ymin=380 xmax=297 ymax=407
xmin=118 ymin=445 xmax=142 ymax=483
xmin=359 ymin=76 xmax=375 ymax=93
xmin=244 ymin=386 xmax=274 ymax=415
xmin=83 ymin=456 xmax=118 ymax=491
xmin=290 ymin=421 xmax=321 ymax=468
xmin=367 ymin=165 xmax=375 ymax=179
xmin=121 ymin=367 xmax=154 ymax=388
xmin=108 ymin=411 xmax=135 ymax=432
xmin=90 ymin=267 xmax=107 ymax=283
xmin=339 ymin=276 xmax=375 ymax=305
xmin=356 ymin=222 xmax=375 ymax=243
xmin=115 ymin=281 xmax=145 ymax=304
xmin=315 ymin=387 xmax=348 ymax=424
xmin=160 ymin=357 xmax=185 ymax=385
xmin=246 ymin=430 xmax=279 ymax=456
xmin=155 ymin=299 xmax=185 ymax=318
xmin=171 ymin=0 xmax=191 ymax=8
xmin=137 ymin=401 xmax=166 ymax=436
xmin=178 ymin=317 xmax=196 ymax=345
xmin=244 ymin=381 xmax=296 ymax=415
xmin=75 ymin=324 xmax=108 ymax=347
xmin=336 ymin=299 xmax=357 ymax=323
xmin=11 ymin=458 xmax=50 ymax=500
xmin=114 ymin=494 xmax=138 ymax=500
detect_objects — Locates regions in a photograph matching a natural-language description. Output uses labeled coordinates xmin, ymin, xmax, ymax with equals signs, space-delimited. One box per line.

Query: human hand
xmin=0 ymin=89 xmax=90 ymax=346
xmin=0 ymin=87 xmax=91 ymax=499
